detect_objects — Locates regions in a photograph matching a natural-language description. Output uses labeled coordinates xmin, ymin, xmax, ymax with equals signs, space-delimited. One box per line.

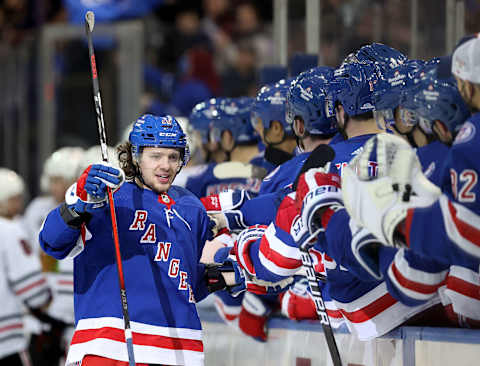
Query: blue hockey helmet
xmin=399 ymin=75 xmax=470 ymax=137
xmin=251 ymin=78 xmax=295 ymax=135
xmin=189 ymin=99 xmax=223 ymax=144
xmin=326 ymin=62 xmax=383 ymax=118
xmin=218 ymin=97 xmax=257 ymax=144
xmin=286 ymin=66 xmax=337 ymax=136
xmin=129 ymin=114 xmax=190 ymax=167
xmin=372 ymin=60 xmax=426 ymax=128
xmin=354 ymin=42 xmax=407 ymax=69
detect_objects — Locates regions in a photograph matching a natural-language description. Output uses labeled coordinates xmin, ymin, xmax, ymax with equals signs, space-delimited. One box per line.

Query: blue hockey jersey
xmin=258 ymin=132 xmax=344 ymax=195
xmin=405 ymin=114 xmax=480 ymax=264
xmin=259 ymin=152 xmax=310 ymax=195
xmin=318 ymin=134 xmax=446 ymax=339
xmin=185 ymin=162 xmax=262 ymax=198
xmin=237 ymin=133 xmax=442 ymax=340
xmin=403 ymin=114 xmax=480 ymax=325
xmin=416 ymin=141 xmax=450 ymax=187
xmin=39 ymin=183 xmax=211 ymax=365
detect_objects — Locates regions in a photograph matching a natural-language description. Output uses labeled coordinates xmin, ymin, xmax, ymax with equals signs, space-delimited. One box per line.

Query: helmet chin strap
xmin=337 ymin=114 xmax=349 ymax=140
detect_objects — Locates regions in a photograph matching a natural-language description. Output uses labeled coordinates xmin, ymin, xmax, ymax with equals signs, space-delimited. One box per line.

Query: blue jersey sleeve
xmin=247 ymin=225 xmax=302 ymax=284
xmin=406 ymin=120 xmax=480 ymax=265
xmin=325 ymin=209 xmax=385 ymax=282
xmin=382 ymin=247 xmax=448 ymax=307
xmin=240 ymin=190 xmax=286 ymax=226
xmin=39 ymin=204 xmax=82 ymax=260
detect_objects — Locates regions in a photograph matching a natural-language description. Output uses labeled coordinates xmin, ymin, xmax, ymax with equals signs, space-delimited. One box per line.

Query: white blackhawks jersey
xmin=23 ymin=196 xmax=75 ymax=324
xmin=23 ymin=195 xmax=57 ymax=254
xmin=0 ymin=217 xmax=50 ymax=359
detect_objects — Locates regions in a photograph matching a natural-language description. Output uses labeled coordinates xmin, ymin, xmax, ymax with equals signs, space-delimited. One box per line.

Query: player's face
xmin=5 ymin=194 xmax=24 ymax=219
xmin=455 ymin=76 xmax=476 ymax=110
xmin=49 ymin=176 xmax=72 ymax=204
xmin=264 ymin=120 xmax=284 ymax=145
xmin=220 ymin=130 xmax=235 ymax=152
xmin=139 ymin=147 xmax=182 ymax=193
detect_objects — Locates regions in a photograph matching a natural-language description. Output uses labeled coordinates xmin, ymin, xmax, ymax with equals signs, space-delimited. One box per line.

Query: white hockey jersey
xmin=0 ymin=217 xmax=50 ymax=359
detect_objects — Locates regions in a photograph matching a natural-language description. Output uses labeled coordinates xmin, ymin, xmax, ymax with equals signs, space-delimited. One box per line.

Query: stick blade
xmin=85 ymin=11 xmax=95 ymax=32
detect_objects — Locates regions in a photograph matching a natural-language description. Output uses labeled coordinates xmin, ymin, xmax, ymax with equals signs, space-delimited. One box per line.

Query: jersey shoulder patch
xmin=454 ymin=121 xmax=476 ymax=145
xmin=262 ymin=165 xmax=281 ymax=182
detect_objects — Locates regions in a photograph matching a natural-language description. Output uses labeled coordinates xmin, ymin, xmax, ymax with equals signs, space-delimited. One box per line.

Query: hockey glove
xmin=297 ymin=169 xmax=343 ymax=235
xmin=201 ymin=189 xmax=252 ymax=213
xmin=238 ymin=292 xmax=271 ymax=342
xmin=234 ymin=224 xmax=267 ymax=276
xmin=234 ymin=225 xmax=293 ymax=295
xmin=342 ymin=133 xmax=441 ymax=247
xmin=279 ymin=278 xmax=318 ymax=321
xmin=204 ymin=261 xmax=246 ymax=296
xmin=67 ymin=163 xmax=125 ymax=214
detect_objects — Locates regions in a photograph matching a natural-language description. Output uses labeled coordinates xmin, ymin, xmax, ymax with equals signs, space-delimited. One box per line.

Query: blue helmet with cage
xmin=251 ymin=78 xmax=295 ymax=135
xmin=353 ymin=42 xmax=407 ymax=69
xmin=218 ymin=97 xmax=257 ymax=144
xmin=326 ymin=61 xmax=383 ymax=118
xmin=286 ymin=66 xmax=337 ymax=136
xmin=399 ymin=75 xmax=470 ymax=138
xmin=129 ymin=114 xmax=190 ymax=167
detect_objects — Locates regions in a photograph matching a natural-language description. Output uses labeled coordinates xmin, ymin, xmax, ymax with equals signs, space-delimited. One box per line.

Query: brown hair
xmin=117 ymin=142 xmax=138 ymax=180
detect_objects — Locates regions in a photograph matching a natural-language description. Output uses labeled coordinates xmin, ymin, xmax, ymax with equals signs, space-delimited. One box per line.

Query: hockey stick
xmin=299 ymin=230 xmax=343 ymax=366
xmin=85 ymin=11 xmax=136 ymax=366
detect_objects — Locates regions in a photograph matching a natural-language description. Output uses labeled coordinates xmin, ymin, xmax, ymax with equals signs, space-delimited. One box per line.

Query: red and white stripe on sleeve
xmin=258 ymin=223 xmax=303 ymax=277
xmin=387 ymin=249 xmax=447 ymax=302
xmin=439 ymin=195 xmax=480 ymax=258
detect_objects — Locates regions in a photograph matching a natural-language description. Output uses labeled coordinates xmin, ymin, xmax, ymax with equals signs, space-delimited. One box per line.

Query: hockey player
xmin=201 ymin=70 xmax=342 ymax=337
xmin=251 ymin=78 xmax=297 ymax=167
xmin=0 ymin=168 xmax=26 ymax=220
xmin=39 ymin=115 xmax=242 ymax=365
xmin=340 ymin=65 xmax=479 ymax=327
xmin=23 ymin=146 xmax=85 ymax=258
xmin=340 ymin=37 xmax=480 ymax=267
xmin=258 ymin=67 xmax=339 ymax=195
xmin=233 ymin=60 xmax=451 ymax=340
xmin=291 ymin=65 xmax=472 ymax=338
xmin=203 ymin=67 xmax=340 ymax=238
xmin=0 ymin=168 xmax=66 ymax=365
xmin=371 ymin=60 xmax=456 ymax=185
xmin=186 ymin=98 xmax=265 ymax=197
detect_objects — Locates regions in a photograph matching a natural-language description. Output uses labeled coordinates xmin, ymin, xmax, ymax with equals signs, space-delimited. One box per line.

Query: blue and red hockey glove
xmin=66 ymin=163 xmax=125 ymax=214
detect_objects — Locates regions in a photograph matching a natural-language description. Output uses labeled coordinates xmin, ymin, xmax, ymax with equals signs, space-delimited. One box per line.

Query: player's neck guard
xmin=264 ymin=146 xmax=293 ymax=166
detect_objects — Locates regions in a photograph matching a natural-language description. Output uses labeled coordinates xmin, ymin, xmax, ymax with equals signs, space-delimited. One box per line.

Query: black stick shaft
xmin=300 ymin=234 xmax=342 ymax=366
xmin=85 ymin=11 xmax=136 ymax=366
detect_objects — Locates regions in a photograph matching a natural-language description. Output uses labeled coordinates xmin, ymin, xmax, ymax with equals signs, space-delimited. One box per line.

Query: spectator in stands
xmin=171 ymin=47 xmax=220 ymax=115
xmin=221 ymin=42 xmax=258 ymax=97
xmin=160 ymin=8 xmax=211 ymax=73
xmin=232 ymin=2 xmax=272 ymax=68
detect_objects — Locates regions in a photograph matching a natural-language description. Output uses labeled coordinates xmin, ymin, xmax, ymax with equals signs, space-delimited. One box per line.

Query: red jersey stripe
xmin=71 ymin=327 xmax=204 ymax=352
xmin=339 ymin=293 xmax=397 ymax=323
xmin=15 ymin=278 xmax=47 ymax=295
xmin=448 ymin=201 xmax=480 ymax=247
xmin=259 ymin=238 xmax=302 ymax=270
xmin=447 ymin=276 xmax=480 ymax=301
xmin=391 ymin=262 xmax=445 ymax=295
